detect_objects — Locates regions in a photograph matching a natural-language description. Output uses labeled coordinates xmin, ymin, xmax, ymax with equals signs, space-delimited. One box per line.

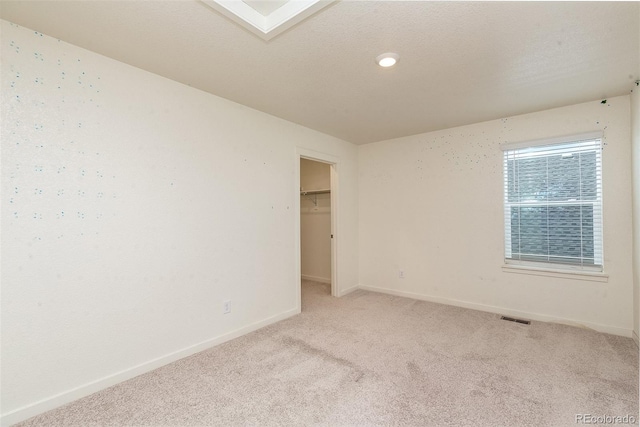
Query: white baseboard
xmin=0 ymin=308 xmax=299 ymax=427
xmin=633 ymin=331 xmax=639 ymax=348
xmin=301 ymin=274 xmax=331 ymax=284
xmin=358 ymin=284 xmax=633 ymax=338
xmin=338 ymin=284 xmax=359 ymax=297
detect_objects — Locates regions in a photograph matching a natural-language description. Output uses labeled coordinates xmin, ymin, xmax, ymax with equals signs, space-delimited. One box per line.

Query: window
xmin=502 ymin=132 xmax=603 ymax=272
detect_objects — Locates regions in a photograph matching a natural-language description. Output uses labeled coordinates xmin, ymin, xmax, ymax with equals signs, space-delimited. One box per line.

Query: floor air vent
xmin=500 ymin=316 xmax=531 ymax=325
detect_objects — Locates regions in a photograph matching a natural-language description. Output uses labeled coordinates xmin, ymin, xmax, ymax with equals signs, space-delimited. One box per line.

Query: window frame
xmin=500 ymin=131 xmax=604 ymax=273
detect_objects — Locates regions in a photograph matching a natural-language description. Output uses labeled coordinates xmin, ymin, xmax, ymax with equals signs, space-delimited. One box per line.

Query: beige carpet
xmin=16 ymin=281 xmax=639 ymax=426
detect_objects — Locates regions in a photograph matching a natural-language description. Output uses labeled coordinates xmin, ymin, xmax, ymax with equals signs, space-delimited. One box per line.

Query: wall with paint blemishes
xmin=0 ymin=20 xmax=359 ymax=423
xmin=358 ymin=96 xmax=633 ymax=336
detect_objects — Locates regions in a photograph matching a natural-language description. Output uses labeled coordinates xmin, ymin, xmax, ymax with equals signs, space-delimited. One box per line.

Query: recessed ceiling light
xmin=376 ymin=52 xmax=399 ymax=68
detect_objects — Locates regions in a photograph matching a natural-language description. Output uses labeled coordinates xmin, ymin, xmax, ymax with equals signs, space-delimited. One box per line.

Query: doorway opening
xmin=300 ymin=158 xmax=332 ymax=299
xmin=295 ymin=149 xmax=338 ymax=312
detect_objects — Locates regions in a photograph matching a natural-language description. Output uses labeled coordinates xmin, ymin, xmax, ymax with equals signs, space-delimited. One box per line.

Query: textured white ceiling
xmin=1 ymin=1 xmax=638 ymax=144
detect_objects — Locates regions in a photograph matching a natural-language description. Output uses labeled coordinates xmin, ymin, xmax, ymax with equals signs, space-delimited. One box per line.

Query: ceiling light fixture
xmin=376 ymin=52 xmax=399 ymax=68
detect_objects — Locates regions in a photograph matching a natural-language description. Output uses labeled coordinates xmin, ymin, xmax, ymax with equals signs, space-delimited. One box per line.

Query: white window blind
xmin=502 ymin=134 xmax=603 ymax=271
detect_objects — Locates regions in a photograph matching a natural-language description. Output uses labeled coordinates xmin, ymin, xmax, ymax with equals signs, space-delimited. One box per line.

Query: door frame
xmin=295 ymin=147 xmax=339 ymax=311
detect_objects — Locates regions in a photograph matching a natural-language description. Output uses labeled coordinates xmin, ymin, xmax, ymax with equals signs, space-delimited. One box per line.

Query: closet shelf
xmin=300 ymin=189 xmax=330 ymax=207
xmin=300 ymin=189 xmax=330 ymax=195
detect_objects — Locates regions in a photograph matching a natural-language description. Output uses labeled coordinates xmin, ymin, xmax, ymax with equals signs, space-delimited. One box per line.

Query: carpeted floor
xmin=16 ymin=281 xmax=639 ymax=426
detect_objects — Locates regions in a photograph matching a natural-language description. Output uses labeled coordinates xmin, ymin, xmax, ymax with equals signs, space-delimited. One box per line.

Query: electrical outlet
xmin=223 ymin=300 xmax=231 ymax=314
xmin=399 ymin=270 xmax=405 ymax=279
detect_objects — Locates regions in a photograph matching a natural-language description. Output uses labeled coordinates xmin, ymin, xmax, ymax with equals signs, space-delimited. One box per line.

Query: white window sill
xmin=501 ymin=264 xmax=608 ymax=283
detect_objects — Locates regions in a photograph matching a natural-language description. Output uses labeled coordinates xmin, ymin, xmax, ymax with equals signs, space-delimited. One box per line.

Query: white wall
xmin=632 ymin=84 xmax=640 ymax=346
xmin=0 ymin=20 xmax=358 ymax=425
xmin=300 ymin=158 xmax=330 ymax=192
xmin=300 ymin=159 xmax=331 ymax=283
xmin=359 ymin=95 xmax=634 ymax=337
xmin=633 ymin=5 xmax=640 ymax=348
